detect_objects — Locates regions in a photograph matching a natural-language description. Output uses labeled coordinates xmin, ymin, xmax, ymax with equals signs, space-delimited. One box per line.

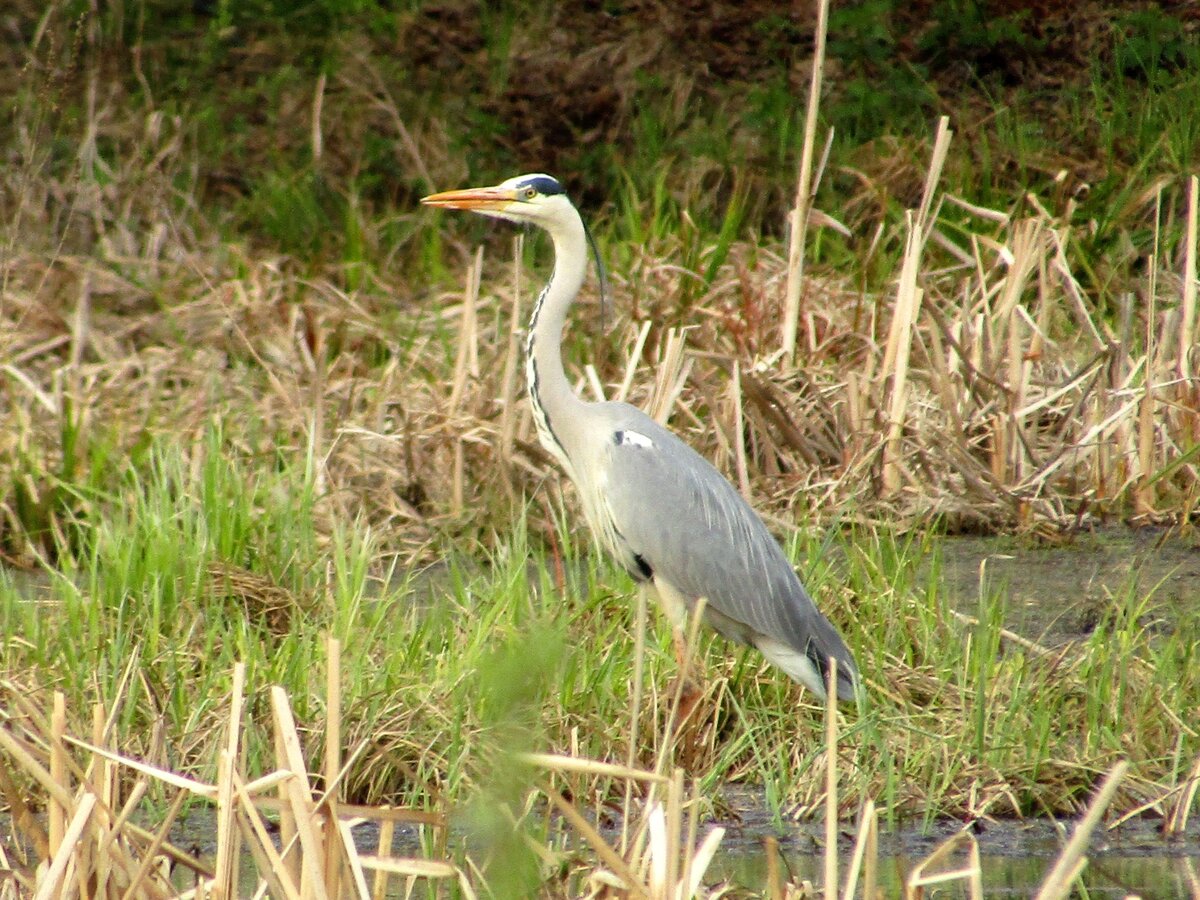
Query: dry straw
xmin=0 ymin=638 xmax=464 ymax=899
xmin=0 ymin=641 xmax=1152 ymax=899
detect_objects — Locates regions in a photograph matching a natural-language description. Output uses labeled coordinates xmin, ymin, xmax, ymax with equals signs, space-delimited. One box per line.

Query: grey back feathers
xmin=569 ymin=402 xmax=859 ymax=701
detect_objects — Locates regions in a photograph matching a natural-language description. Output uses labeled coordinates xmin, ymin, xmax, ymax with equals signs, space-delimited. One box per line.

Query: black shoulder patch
xmin=521 ymin=175 xmax=565 ymax=196
xmin=632 ymin=553 xmax=653 ymax=581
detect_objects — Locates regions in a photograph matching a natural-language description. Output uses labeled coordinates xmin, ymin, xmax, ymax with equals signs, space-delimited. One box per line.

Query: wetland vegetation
xmin=2 ymin=0 xmax=1199 ymax=895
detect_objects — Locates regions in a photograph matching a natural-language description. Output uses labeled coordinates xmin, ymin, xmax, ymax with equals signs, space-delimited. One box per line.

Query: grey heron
xmin=422 ymin=174 xmax=859 ymax=702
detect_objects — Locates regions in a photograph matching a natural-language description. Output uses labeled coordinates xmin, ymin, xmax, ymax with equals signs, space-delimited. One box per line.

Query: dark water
xmin=933 ymin=525 xmax=1200 ymax=640
xmin=710 ymin=791 xmax=1200 ymax=898
xmin=152 ymin=801 xmax=1200 ymax=898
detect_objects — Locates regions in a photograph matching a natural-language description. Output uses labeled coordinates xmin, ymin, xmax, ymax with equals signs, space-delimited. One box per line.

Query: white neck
xmin=525 ymin=212 xmax=589 ymax=473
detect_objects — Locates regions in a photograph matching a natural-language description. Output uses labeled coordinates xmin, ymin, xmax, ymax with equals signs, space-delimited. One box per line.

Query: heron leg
xmin=649 ymin=579 xmax=706 ymax=725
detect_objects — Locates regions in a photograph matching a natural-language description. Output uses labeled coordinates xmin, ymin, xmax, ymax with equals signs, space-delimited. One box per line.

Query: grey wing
xmin=596 ymin=414 xmax=857 ymax=683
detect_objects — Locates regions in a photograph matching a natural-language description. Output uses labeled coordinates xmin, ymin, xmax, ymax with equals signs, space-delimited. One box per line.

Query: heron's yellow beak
xmin=420 ymin=186 xmax=517 ymax=211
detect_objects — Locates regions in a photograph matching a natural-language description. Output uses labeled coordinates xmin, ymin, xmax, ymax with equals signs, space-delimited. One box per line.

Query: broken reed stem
xmin=213 ymin=663 xmax=246 ymax=900
xmin=1181 ymin=174 xmax=1197 ymax=382
xmin=322 ymin=636 xmax=343 ymax=900
xmin=840 ymin=799 xmax=876 ymax=900
xmin=906 ymin=829 xmax=983 ymax=897
xmin=271 ymin=688 xmax=301 ymax=892
xmin=1135 ymin=189 xmax=1163 ymax=517
xmin=233 ymin=769 xmax=302 ymax=900
xmin=1165 ymin=749 xmax=1200 ymax=836
xmin=731 ymin=360 xmax=751 ymax=498
xmin=5 ymin=662 xmax=464 ymax=900
xmin=50 ymin=692 xmax=66 ymax=860
xmin=542 ymin=781 xmax=650 ymax=899
xmin=664 ymin=770 xmax=684 ymax=900
xmin=881 ymin=116 xmax=952 ymax=496
xmin=823 ymin=659 xmax=838 ymax=900
xmin=270 ymin=685 xmax=330 ymax=900
xmin=621 ymin=585 xmax=649 ymax=856
xmin=618 ymin=320 xmax=654 ymax=403
xmin=648 ymin=327 xmax=692 ymax=425
xmin=372 ymin=819 xmax=396 ymax=900
xmin=1034 ymin=760 xmax=1129 ymax=900
xmin=782 ymin=0 xmax=830 ymax=363
xmin=32 ymin=792 xmax=97 ymax=900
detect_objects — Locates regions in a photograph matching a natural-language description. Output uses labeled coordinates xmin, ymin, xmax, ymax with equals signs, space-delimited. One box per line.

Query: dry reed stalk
xmin=369 ymin=819 xmax=394 ymax=900
xmin=122 ymin=790 xmax=194 ymax=899
xmin=998 ymin=218 xmax=1044 ymax=484
xmin=840 ymin=798 xmax=876 ymax=900
xmin=321 ymin=636 xmax=343 ymax=900
xmin=1164 ymin=750 xmax=1200 ymax=836
xmin=584 ymin=363 xmax=607 ymax=401
xmin=452 ymin=438 xmax=465 ymax=516
xmin=331 ymin=820 xmax=371 ymax=898
xmin=823 ymin=660 xmax=838 ymax=900
xmin=1135 ymin=192 xmax=1165 ymax=517
xmin=543 ymin=781 xmax=650 ymax=898
xmin=62 ymin=738 xmax=219 ymax=800
xmin=519 ymin=751 xmax=667 ymax=784
xmin=449 ymin=246 xmax=483 ymax=415
xmin=1034 ymin=760 xmax=1129 ymax=900
xmin=881 ymin=117 xmax=952 ymax=496
xmin=0 ymin=756 xmax=49 ymax=861
xmin=730 ymin=360 xmax=751 ymax=498
xmin=269 ymin=686 xmax=330 ymax=900
xmin=50 ymin=693 xmax=66 ymax=861
xmin=904 ymin=828 xmax=983 ymax=899
xmin=622 ymin=584 xmax=649 ymax=857
xmin=781 ymin=0 xmax=830 ymax=363
xmin=4 ymin=692 xmax=190 ymax=897
xmin=233 ymin=769 xmax=302 ymax=899
xmin=648 ymin=771 xmax=681 ymax=898
xmin=211 ymin=664 xmax=244 ymax=900
xmin=647 ymin=327 xmax=694 ymax=425
xmin=764 ymin=835 xmax=782 ymax=900
xmin=1180 ymin=175 xmax=1197 ymax=382
xmin=656 ymin=597 xmax=708 ymax=776
xmin=1183 ymin=860 xmax=1200 ymax=898
xmin=354 ymin=853 xmax=457 ymax=879
xmin=618 ymin=320 xmax=654 ymax=403
xmin=33 ymin=793 xmax=97 ymax=900
xmin=310 ymin=71 xmax=326 ymax=163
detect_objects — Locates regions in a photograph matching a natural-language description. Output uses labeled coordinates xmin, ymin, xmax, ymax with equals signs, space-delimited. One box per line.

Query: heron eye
xmin=522 ymin=186 xmax=537 ymax=200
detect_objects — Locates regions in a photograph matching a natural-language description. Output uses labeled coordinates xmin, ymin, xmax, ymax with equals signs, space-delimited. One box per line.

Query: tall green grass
xmin=4 ymin=424 xmax=1195 ymax=824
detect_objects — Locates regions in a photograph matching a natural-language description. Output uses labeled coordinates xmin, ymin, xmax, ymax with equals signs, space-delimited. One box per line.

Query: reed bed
xmin=0 ymin=638 xmax=1138 ymax=899
xmin=4 ymin=162 xmax=1198 ymax=567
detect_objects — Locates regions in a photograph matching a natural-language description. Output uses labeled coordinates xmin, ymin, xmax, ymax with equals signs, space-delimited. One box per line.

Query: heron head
xmin=421 ymin=173 xmax=572 ymax=226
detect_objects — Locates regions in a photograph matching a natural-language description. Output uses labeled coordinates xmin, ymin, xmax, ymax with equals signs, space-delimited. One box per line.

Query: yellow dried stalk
xmin=1 ymin=647 xmax=470 ymax=899
xmin=781 ymin=0 xmax=830 ymax=363
xmin=1034 ymin=761 xmax=1129 ymax=900
xmin=823 ymin=661 xmax=839 ymax=900
xmin=1164 ymin=750 xmax=1200 ymax=836
xmin=1180 ymin=175 xmax=1197 ymax=381
xmin=839 ymin=798 xmax=876 ymax=900
xmin=881 ymin=117 xmax=952 ymax=496
xmin=904 ymin=828 xmax=983 ymax=899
